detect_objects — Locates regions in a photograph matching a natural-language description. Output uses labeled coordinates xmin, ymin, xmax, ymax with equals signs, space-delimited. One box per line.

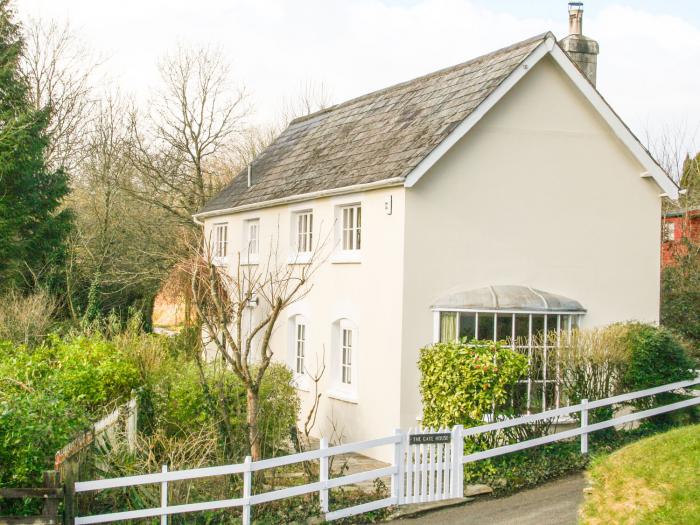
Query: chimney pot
xmin=568 ymin=2 xmax=584 ymax=35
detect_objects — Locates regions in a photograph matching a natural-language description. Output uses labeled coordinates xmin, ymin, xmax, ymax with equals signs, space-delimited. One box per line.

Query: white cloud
xmin=14 ymin=0 xmax=700 ymax=153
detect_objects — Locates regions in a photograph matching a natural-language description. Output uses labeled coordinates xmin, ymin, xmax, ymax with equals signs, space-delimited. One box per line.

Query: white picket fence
xmin=74 ymin=376 xmax=700 ymax=524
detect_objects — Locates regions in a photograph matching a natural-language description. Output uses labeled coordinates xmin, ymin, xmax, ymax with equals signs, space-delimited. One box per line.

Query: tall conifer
xmin=0 ymin=0 xmax=71 ymax=291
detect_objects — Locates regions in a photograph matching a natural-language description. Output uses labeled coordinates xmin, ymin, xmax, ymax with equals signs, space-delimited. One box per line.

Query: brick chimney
xmin=559 ymin=2 xmax=599 ymax=86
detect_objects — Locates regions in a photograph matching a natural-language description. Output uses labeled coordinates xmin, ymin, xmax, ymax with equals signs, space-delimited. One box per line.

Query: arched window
xmin=329 ymin=318 xmax=358 ymax=402
xmin=433 ymin=285 xmax=586 ymax=413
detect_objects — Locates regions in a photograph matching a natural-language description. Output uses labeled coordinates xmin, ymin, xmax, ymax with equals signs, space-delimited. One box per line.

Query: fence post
xmin=242 ymin=456 xmax=252 ymax=525
xmin=161 ymin=465 xmax=168 ymax=525
xmin=392 ymin=429 xmax=404 ymax=504
xmin=580 ymin=398 xmax=589 ymax=454
xmin=41 ymin=470 xmax=59 ymax=525
xmin=450 ymin=425 xmax=463 ymax=498
xmin=64 ymin=471 xmax=75 ymax=525
xmin=127 ymin=392 xmax=138 ymax=453
xmin=319 ymin=438 xmax=329 ymax=514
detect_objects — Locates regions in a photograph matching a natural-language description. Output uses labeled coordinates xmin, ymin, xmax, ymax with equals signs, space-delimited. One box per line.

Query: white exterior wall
xmin=399 ymin=56 xmax=662 ymax=427
xmin=203 ymin=187 xmax=406 ymax=461
xmin=202 ymin=55 xmax=665 ymax=457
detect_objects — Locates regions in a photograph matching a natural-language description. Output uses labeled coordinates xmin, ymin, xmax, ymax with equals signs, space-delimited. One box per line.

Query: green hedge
xmin=418 ymin=340 xmax=528 ymax=428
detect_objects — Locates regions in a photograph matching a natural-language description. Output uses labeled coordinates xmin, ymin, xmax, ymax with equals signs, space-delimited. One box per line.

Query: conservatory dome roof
xmin=432 ymin=285 xmax=586 ymax=313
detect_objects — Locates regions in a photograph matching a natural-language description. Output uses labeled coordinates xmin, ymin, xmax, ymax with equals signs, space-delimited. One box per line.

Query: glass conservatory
xmin=433 ymin=285 xmax=586 ymax=413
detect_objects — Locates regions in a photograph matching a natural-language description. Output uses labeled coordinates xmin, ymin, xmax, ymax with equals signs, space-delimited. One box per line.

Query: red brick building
xmin=662 ymin=207 xmax=700 ymax=266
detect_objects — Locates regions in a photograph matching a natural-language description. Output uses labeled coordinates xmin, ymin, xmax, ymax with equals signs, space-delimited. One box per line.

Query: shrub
xmin=48 ymin=335 xmax=141 ymax=413
xmin=556 ymin=325 xmax=630 ymax=426
xmin=557 ymin=323 xmax=695 ymax=425
xmin=419 ymin=340 xmax=528 ymax=428
xmin=0 ymin=389 xmax=89 ymax=488
xmin=558 ymin=325 xmax=630 ymax=405
xmin=620 ymin=323 xmax=696 ymax=391
xmin=620 ymin=323 xmax=697 ymax=428
xmin=0 ymin=334 xmax=140 ymax=489
xmin=0 ymin=289 xmax=56 ymax=345
xmin=661 ymin=240 xmax=700 ymax=360
xmin=87 ymin=425 xmax=235 ymax=523
xmin=125 ymin=327 xmax=300 ymax=461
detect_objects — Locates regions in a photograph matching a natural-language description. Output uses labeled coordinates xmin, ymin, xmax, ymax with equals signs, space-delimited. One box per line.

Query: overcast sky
xmin=14 ymin=0 xmax=700 ymax=155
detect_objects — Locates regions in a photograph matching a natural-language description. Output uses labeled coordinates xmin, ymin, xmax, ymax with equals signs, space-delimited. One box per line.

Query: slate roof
xmin=197 ymin=32 xmax=550 ymax=216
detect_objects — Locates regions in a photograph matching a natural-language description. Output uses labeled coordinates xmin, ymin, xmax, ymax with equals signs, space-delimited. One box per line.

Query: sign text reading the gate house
xmin=409 ymin=432 xmax=451 ymax=445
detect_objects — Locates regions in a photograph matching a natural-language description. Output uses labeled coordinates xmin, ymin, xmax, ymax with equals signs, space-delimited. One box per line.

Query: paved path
xmin=398 ymin=473 xmax=586 ymax=525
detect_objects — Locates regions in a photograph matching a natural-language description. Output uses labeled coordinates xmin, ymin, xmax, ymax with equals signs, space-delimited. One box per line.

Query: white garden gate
xmin=399 ymin=426 xmax=464 ymax=504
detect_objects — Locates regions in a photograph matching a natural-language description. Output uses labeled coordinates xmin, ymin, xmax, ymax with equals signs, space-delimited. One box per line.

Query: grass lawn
xmin=579 ymin=423 xmax=700 ymax=524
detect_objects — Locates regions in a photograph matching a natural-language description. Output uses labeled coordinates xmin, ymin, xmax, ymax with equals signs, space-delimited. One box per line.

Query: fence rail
xmin=74 ymin=434 xmax=403 ymax=525
xmin=73 ymin=376 xmax=700 ymax=525
xmin=461 ymin=376 xmax=700 ymax=462
xmin=0 ymin=471 xmax=61 ymax=525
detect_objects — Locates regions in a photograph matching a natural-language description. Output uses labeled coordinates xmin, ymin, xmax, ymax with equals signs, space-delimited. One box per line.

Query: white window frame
xmin=295 ymin=321 xmax=306 ymax=375
xmin=288 ymin=315 xmax=309 ymax=391
xmin=212 ymin=223 xmax=228 ymax=263
xmin=433 ymin=309 xmax=583 ymax=414
xmin=341 ymin=327 xmax=353 ymax=385
xmin=332 ymin=202 xmax=362 ymax=264
xmin=243 ymin=218 xmax=260 ymax=264
xmin=328 ymin=319 xmax=358 ymax=402
xmin=663 ymin=221 xmax=676 ymax=242
xmin=289 ymin=210 xmax=313 ymax=264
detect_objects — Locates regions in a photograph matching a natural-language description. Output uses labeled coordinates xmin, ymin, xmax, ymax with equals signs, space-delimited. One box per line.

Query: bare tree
xmin=280 ymin=80 xmax=333 ymax=127
xmin=20 ymin=17 xmax=98 ymax=172
xmin=233 ymin=124 xmax=279 ymax=168
xmin=644 ymin=121 xmax=699 ymax=185
xmin=128 ymin=45 xmax=248 ymax=225
xmin=644 ymin=121 xmax=700 ymax=216
xmin=189 ymin=231 xmax=328 ymax=461
xmin=66 ymin=91 xmax=175 ymax=319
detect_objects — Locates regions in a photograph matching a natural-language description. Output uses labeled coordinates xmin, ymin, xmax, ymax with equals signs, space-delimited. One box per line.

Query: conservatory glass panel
xmin=459 ymin=313 xmax=476 ymax=341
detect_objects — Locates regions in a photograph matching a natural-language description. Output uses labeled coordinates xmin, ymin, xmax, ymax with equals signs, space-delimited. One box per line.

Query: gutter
xmin=191 ymin=176 xmax=405 ymax=222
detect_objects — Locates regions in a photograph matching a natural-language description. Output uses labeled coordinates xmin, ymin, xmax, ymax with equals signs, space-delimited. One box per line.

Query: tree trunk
xmin=246 ymin=386 xmax=262 ymax=461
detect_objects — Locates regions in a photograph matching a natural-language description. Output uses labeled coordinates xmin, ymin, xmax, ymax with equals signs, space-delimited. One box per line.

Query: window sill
xmin=330 ymin=252 xmax=362 ymax=265
xmin=292 ymin=375 xmax=311 ymax=392
xmin=287 ymin=252 xmax=312 ymax=265
xmin=327 ymin=388 xmax=358 ymax=404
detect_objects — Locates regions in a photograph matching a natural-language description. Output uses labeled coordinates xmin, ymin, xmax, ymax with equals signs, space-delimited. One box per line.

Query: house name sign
xmin=408 ymin=432 xmax=451 ymax=445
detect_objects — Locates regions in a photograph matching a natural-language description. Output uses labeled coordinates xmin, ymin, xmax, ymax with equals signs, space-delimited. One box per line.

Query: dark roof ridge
xmin=288 ymin=31 xmax=552 ymax=127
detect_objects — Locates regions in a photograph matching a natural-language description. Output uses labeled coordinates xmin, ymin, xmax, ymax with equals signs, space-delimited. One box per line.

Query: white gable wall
xmin=399 ymin=55 xmax=662 ymax=427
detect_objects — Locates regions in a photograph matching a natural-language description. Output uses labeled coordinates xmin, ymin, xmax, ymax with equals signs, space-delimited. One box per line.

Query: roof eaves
xmin=193 ymin=176 xmax=404 ymax=220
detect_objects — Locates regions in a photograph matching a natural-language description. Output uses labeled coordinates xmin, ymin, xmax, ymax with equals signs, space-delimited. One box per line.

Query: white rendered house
xmin=194 ymin=10 xmax=677 ymax=460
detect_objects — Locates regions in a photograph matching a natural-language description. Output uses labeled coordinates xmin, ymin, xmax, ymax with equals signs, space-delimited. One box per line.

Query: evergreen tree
xmin=0 ymin=0 xmax=71 ymax=291
xmin=680 ymin=152 xmax=700 ymax=207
